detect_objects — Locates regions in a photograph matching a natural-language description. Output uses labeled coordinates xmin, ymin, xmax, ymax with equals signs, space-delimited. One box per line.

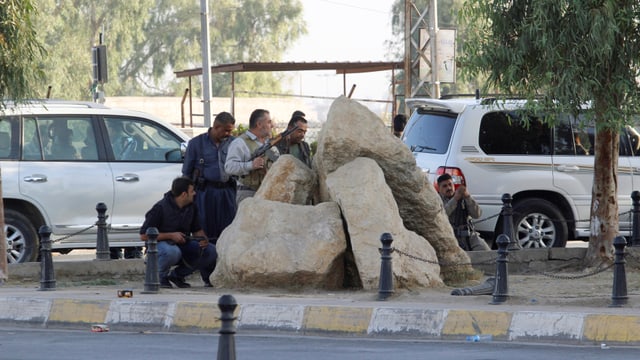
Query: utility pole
xmin=429 ymin=0 xmax=439 ymax=99
xmin=404 ymin=0 xmax=456 ymax=111
xmin=200 ymin=0 xmax=213 ymax=128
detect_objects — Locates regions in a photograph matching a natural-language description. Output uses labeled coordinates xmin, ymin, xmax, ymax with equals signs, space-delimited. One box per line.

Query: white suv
xmin=1 ymin=100 xmax=189 ymax=263
xmin=402 ymin=96 xmax=640 ymax=248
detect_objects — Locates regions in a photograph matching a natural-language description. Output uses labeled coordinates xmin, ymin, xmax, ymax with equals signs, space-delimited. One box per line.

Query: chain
xmin=535 ymin=262 xmax=614 ymax=280
xmin=470 ymin=210 xmax=633 ymax=230
xmin=393 ymin=247 xmax=497 ymax=268
xmin=625 ymin=249 xmax=640 ymax=264
xmin=470 ymin=213 xmax=500 ymax=226
xmin=51 ymin=224 xmax=96 ymax=243
xmin=393 ymin=245 xmax=615 ymax=279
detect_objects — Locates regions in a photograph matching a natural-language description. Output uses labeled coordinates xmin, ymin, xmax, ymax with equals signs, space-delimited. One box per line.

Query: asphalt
xmin=1 ymin=247 xmax=640 ymax=346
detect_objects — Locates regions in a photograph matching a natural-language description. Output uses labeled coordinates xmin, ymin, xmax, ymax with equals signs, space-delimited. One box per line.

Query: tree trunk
xmin=585 ymin=125 xmax=618 ymax=266
xmin=0 ymin=168 xmax=7 ymax=281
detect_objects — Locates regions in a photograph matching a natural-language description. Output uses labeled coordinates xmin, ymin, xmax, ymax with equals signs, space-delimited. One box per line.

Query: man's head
xmin=211 ymin=111 xmax=235 ymax=142
xmin=286 ymin=115 xmax=308 ymax=144
xmin=393 ymin=114 xmax=407 ymax=132
xmin=249 ymin=109 xmax=272 ymax=139
xmin=437 ymin=173 xmax=455 ymax=198
xmin=171 ymin=176 xmax=196 ymax=206
xmin=291 ymin=110 xmax=305 ymax=119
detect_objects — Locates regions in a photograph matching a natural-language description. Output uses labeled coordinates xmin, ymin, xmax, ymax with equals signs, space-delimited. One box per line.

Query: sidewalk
xmin=1 ymin=249 xmax=640 ymax=346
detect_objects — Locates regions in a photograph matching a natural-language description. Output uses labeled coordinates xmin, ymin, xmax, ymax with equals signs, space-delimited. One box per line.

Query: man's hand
xmin=252 ymin=157 xmax=265 ymax=170
xmin=167 ymin=232 xmax=186 ymax=244
xmin=198 ymin=239 xmax=209 ymax=249
xmin=454 ymin=185 xmax=470 ymax=201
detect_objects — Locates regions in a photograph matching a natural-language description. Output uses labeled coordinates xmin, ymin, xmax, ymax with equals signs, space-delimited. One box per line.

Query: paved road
xmin=1 ymin=328 xmax=637 ymax=360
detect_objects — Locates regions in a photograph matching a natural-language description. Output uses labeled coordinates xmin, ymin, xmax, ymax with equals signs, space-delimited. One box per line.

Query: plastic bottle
xmin=466 ymin=334 xmax=493 ymax=342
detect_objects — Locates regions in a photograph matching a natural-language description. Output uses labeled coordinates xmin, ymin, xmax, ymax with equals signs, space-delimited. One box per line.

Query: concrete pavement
xmin=1 ymin=248 xmax=640 ymax=346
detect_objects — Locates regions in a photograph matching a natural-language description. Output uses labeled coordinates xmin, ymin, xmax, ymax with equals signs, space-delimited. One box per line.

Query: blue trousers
xmin=195 ymin=186 xmax=236 ymax=242
xmin=157 ymin=240 xmax=217 ymax=282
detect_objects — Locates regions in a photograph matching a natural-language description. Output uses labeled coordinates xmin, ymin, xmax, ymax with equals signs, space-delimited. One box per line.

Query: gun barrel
xmin=249 ymin=125 xmax=299 ymax=161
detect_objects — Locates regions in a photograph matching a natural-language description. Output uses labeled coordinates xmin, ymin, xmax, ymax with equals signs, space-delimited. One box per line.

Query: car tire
xmin=512 ymin=199 xmax=568 ymax=248
xmin=4 ymin=209 xmax=39 ymax=263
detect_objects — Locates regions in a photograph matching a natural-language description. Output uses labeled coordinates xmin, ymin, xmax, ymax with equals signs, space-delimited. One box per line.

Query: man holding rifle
xmin=276 ymin=112 xmax=312 ymax=168
xmin=139 ymin=177 xmax=218 ymax=288
xmin=226 ymin=109 xmax=291 ymax=205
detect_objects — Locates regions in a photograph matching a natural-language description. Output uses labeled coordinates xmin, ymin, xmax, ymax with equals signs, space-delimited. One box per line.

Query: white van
xmin=402 ymin=96 xmax=640 ymax=248
xmin=1 ymin=100 xmax=189 ymax=263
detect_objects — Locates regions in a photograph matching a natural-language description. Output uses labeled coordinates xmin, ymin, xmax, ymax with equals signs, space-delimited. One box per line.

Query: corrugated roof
xmin=174 ymin=61 xmax=403 ymax=78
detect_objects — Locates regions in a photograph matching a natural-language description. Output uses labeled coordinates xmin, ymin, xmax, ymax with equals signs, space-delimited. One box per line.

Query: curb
xmin=2 ymin=297 xmax=640 ymax=344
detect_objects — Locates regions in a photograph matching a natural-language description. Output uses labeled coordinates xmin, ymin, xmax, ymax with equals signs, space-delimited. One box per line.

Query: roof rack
xmin=4 ymin=99 xmax=108 ymax=109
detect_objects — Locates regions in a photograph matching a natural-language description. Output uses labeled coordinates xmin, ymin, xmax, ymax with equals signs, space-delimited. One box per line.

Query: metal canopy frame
xmin=174 ymin=61 xmax=403 ymax=126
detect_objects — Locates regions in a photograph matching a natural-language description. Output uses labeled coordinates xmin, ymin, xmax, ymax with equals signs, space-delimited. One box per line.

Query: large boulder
xmin=314 ymin=96 xmax=473 ymax=283
xmin=211 ymin=198 xmax=346 ymax=289
xmin=255 ymin=154 xmax=316 ymax=205
xmin=326 ymin=157 xmax=443 ymax=289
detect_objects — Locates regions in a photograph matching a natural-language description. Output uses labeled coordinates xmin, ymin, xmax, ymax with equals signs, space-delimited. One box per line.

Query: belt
xmin=204 ymin=180 xmax=235 ymax=188
xmin=455 ymin=228 xmax=471 ymax=237
xmin=237 ymin=184 xmax=256 ymax=191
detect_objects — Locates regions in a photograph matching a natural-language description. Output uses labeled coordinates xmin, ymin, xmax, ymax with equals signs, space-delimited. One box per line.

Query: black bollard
xmin=490 ymin=234 xmax=510 ymax=304
xmin=610 ymin=236 xmax=628 ymax=307
xmin=501 ymin=193 xmax=521 ymax=251
xmin=142 ymin=227 xmax=159 ymax=294
xmin=95 ymin=202 xmax=110 ymax=260
xmin=631 ymin=191 xmax=640 ymax=247
xmin=38 ymin=225 xmax=56 ymax=291
xmin=377 ymin=233 xmax=394 ymax=301
xmin=217 ymin=294 xmax=238 ymax=360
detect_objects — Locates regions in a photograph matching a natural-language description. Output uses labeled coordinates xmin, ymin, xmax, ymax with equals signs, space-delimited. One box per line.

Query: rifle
xmin=249 ymin=125 xmax=299 ymax=161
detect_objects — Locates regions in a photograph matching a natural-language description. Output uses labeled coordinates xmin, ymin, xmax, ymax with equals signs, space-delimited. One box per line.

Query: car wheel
xmin=512 ymin=199 xmax=568 ymax=248
xmin=4 ymin=209 xmax=39 ymax=263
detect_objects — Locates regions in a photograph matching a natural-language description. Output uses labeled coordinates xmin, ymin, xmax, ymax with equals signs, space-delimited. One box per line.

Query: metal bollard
xmin=217 ymin=294 xmax=238 ymax=360
xmin=95 ymin=202 xmax=110 ymax=260
xmin=490 ymin=234 xmax=510 ymax=304
xmin=610 ymin=236 xmax=628 ymax=307
xmin=142 ymin=227 xmax=159 ymax=294
xmin=38 ymin=225 xmax=56 ymax=291
xmin=501 ymin=193 xmax=521 ymax=250
xmin=631 ymin=191 xmax=640 ymax=247
xmin=377 ymin=233 xmax=394 ymax=301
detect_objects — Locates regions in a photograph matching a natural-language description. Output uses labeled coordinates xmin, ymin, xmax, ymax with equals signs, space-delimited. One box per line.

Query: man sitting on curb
xmin=139 ymin=176 xmax=217 ymax=288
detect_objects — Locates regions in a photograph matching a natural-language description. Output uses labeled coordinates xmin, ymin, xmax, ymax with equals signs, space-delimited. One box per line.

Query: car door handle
xmin=556 ymin=165 xmax=580 ymax=172
xmin=23 ymin=174 xmax=48 ymax=183
xmin=115 ymin=173 xmax=140 ymax=182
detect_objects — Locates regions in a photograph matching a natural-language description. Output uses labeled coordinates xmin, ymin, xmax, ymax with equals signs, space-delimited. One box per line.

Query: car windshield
xmin=402 ymin=110 xmax=456 ymax=154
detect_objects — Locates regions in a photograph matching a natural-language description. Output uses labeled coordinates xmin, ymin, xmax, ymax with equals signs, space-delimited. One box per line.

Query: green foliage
xmin=310 ymin=140 xmax=317 ymax=155
xmin=232 ymin=123 xmax=248 ymax=136
xmin=0 ymin=0 xmax=46 ymax=107
xmin=33 ymin=0 xmax=305 ymax=100
xmin=460 ymin=0 xmax=640 ymax=129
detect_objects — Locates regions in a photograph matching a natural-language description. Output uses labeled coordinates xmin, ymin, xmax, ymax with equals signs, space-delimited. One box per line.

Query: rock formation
xmin=314 ymin=96 xmax=474 ymax=283
xmin=211 ymin=199 xmax=346 ymax=289
xmin=255 ymin=154 xmax=316 ymax=205
xmin=325 ymin=157 xmax=442 ymax=289
xmin=211 ymin=96 xmax=475 ymax=289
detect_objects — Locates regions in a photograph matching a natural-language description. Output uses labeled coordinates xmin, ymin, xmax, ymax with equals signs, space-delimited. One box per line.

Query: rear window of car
xmin=402 ymin=109 xmax=457 ymax=154
xmin=479 ymin=111 xmax=553 ymax=155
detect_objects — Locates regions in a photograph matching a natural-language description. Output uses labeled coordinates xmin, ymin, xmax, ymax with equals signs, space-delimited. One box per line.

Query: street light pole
xmin=200 ymin=0 xmax=213 ymax=128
